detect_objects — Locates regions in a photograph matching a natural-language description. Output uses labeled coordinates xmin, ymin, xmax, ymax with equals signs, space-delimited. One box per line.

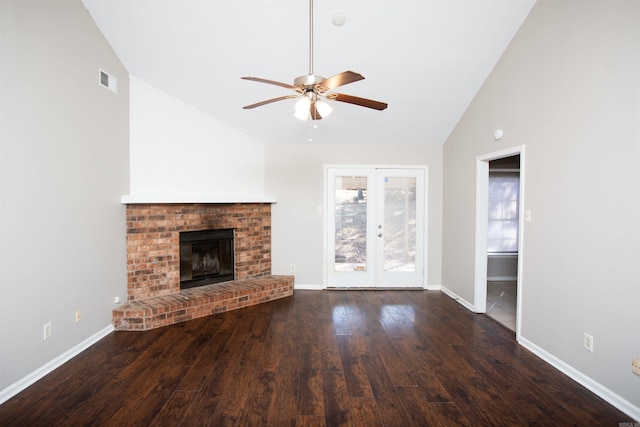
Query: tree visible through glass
xmin=383 ymin=177 xmax=416 ymax=272
xmin=334 ymin=176 xmax=367 ymax=272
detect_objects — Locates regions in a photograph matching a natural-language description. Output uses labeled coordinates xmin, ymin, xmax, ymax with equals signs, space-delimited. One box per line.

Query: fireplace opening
xmin=180 ymin=229 xmax=234 ymax=289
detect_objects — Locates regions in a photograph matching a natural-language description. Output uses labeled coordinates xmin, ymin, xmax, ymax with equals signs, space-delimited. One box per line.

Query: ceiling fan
xmin=241 ymin=0 xmax=388 ymax=121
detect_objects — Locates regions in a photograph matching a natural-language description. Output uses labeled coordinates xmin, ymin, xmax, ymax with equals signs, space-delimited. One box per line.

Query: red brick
xmin=113 ymin=276 xmax=293 ymax=330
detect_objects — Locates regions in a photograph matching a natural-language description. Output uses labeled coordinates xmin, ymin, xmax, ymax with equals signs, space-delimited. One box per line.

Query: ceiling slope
xmin=82 ymin=0 xmax=536 ymax=145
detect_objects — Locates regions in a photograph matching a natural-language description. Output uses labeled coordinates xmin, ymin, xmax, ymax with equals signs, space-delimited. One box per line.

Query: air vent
xmin=98 ymin=68 xmax=117 ymax=94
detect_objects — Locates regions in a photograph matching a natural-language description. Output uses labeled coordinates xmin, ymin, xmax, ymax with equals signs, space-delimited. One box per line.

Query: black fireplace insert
xmin=179 ymin=228 xmax=234 ymax=289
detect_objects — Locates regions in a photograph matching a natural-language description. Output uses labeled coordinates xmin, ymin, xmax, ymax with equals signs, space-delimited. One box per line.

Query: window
xmin=487 ymin=171 xmax=519 ymax=253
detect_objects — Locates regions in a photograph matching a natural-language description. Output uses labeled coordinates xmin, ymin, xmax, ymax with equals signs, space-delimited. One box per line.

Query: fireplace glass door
xmin=180 ymin=229 xmax=234 ymax=289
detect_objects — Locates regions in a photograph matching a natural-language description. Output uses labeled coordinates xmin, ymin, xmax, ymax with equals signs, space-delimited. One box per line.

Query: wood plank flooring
xmin=0 ymin=290 xmax=633 ymax=426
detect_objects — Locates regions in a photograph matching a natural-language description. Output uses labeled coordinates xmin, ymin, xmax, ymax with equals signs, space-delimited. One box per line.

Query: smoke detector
xmin=332 ymin=11 xmax=346 ymax=26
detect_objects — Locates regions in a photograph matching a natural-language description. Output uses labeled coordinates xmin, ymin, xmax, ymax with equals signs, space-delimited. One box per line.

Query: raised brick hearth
xmin=113 ymin=202 xmax=293 ymax=330
xmin=113 ymin=275 xmax=293 ymax=330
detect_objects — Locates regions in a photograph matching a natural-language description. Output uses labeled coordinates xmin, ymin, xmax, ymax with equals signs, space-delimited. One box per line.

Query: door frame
xmin=323 ymin=164 xmax=428 ymax=289
xmin=474 ymin=146 xmax=525 ymax=338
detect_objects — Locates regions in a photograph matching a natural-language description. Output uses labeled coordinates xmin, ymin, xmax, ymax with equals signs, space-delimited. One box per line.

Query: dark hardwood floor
xmin=0 ymin=290 xmax=633 ymax=426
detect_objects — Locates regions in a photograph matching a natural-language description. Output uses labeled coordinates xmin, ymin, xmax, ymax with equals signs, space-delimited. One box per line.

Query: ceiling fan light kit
xmin=295 ymin=94 xmax=333 ymax=121
xmin=241 ymin=0 xmax=387 ymax=121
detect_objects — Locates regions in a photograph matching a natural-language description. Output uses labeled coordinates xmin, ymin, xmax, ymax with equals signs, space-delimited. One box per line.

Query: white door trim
xmin=475 ymin=145 xmax=525 ymax=338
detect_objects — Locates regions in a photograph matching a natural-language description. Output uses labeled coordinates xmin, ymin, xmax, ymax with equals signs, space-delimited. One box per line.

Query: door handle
xmin=378 ymin=233 xmax=382 ymax=238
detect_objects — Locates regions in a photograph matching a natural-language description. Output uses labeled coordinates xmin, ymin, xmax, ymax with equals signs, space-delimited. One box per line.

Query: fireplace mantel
xmin=121 ymin=195 xmax=277 ymax=204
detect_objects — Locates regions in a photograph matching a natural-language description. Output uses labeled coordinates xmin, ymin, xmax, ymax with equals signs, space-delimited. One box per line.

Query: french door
xmin=326 ymin=167 xmax=426 ymax=288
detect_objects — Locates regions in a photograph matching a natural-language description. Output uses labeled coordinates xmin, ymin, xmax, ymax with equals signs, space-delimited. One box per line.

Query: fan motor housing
xmin=294 ymin=74 xmax=326 ymax=92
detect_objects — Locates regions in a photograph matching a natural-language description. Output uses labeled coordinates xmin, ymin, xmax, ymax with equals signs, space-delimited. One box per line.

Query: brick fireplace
xmin=112 ymin=202 xmax=293 ymax=330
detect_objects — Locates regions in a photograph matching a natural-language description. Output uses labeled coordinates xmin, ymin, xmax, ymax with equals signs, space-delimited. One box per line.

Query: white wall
xmin=442 ymin=0 xmax=640 ymax=415
xmin=0 ymin=0 xmax=129 ymax=394
xmin=129 ymin=78 xmax=265 ymax=197
xmin=487 ymin=254 xmax=518 ymax=281
xmin=266 ymin=143 xmax=442 ymax=288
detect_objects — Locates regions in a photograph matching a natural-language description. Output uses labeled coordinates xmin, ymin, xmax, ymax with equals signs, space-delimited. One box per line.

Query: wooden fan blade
xmin=316 ymin=71 xmax=364 ymax=92
xmin=241 ymin=76 xmax=297 ymax=90
xmin=329 ymin=93 xmax=388 ymax=111
xmin=243 ymin=95 xmax=299 ymax=109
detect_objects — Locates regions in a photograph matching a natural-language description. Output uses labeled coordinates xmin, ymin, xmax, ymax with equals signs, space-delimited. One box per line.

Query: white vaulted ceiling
xmin=82 ymin=0 xmax=536 ymax=145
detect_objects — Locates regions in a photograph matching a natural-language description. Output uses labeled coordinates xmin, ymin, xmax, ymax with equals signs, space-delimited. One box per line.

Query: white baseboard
xmin=0 ymin=324 xmax=114 ymax=405
xmin=424 ymin=284 xmax=442 ymax=291
xmin=518 ymin=337 xmax=640 ymax=422
xmin=294 ymin=283 xmax=324 ymax=290
xmin=440 ymin=286 xmax=476 ymax=312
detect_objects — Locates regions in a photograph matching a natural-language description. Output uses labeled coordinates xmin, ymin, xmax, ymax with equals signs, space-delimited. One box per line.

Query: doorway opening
xmin=485 ymin=155 xmax=519 ymax=331
xmin=474 ymin=146 xmax=525 ymax=336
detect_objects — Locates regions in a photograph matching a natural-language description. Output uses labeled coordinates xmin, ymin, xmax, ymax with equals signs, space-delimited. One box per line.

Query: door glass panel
xmin=383 ymin=176 xmax=416 ymax=272
xmin=334 ymin=176 xmax=367 ymax=272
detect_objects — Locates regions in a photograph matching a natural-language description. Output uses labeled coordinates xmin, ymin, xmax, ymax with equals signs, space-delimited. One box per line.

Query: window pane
xmin=488 ymin=173 xmax=519 ymax=253
xmin=383 ymin=177 xmax=416 ymax=272
xmin=335 ymin=176 xmax=367 ymax=271
xmin=502 ymin=201 xmax=518 ymax=219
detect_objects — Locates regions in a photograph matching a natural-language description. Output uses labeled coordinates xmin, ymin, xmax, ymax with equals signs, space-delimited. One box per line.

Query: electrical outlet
xmin=75 ymin=310 xmax=82 ymax=323
xmin=632 ymin=357 xmax=640 ymax=376
xmin=43 ymin=323 xmax=52 ymax=340
xmin=290 ymin=264 xmax=296 ymax=273
xmin=583 ymin=333 xmax=593 ymax=352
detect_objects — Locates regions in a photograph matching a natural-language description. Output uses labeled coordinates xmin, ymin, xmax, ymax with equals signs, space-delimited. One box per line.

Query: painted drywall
xmin=0 ymin=0 xmax=129 ymax=392
xmin=487 ymin=254 xmax=518 ymax=281
xmin=442 ymin=0 xmax=639 ymax=413
xmin=129 ymin=78 xmax=265 ymax=197
xmin=266 ymin=143 xmax=442 ymax=288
